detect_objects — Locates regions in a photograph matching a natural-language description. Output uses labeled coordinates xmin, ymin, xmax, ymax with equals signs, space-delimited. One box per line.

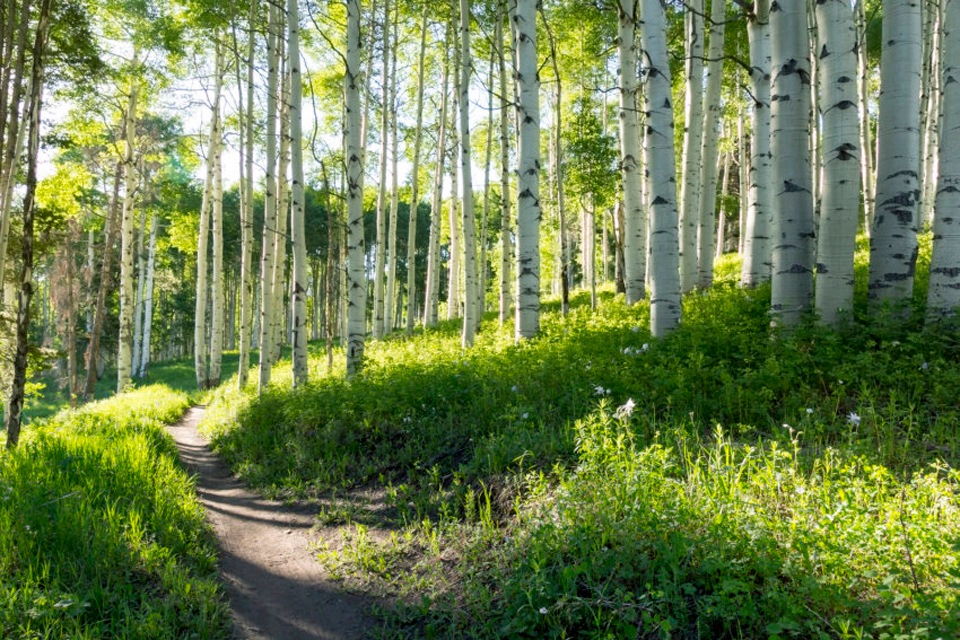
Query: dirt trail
xmin=167 ymin=407 xmax=375 ymax=639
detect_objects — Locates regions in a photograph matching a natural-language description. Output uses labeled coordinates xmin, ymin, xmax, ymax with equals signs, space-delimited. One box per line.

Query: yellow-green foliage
xmin=0 ymin=386 xmax=230 ymax=639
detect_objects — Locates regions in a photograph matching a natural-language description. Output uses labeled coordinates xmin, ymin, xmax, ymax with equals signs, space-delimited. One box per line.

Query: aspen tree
xmin=497 ymin=2 xmax=512 ymax=325
xmin=868 ymin=0 xmax=922 ymax=307
xmin=209 ymin=42 xmax=225 ymax=387
xmin=927 ymin=0 xmax=960 ymax=319
xmin=741 ymin=0 xmax=772 ymax=287
xmin=696 ymin=0 xmax=725 ymax=289
xmin=459 ymin=0 xmax=479 ymax=346
xmin=139 ymin=208 xmax=157 ymax=377
xmin=385 ymin=8 xmax=400 ymax=335
xmin=289 ymin=0 xmax=308 ymax=385
xmin=641 ymin=0 xmax=682 ymax=337
xmin=679 ymin=0 xmax=704 ymax=293
xmin=373 ymin=0 xmax=390 ymax=339
xmin=238 ymin=0 xmax=257 ymax=390
xmin=117 ymin=56 xmax=140 ymax=392
xmin=511 ymin=0 xmax=541 ymax=340
xmin=258 ymin=4 xmax=281 ymax=390
xmin=345 ymin=0 xmax=367 ymax=376
xmin=406 ymin=8 xmax=428 ymax=335
xmin=424 ymin=24 xmax=450 ymax=328
xmin=815 ymin=0 xmax=860 ymax=326
xmin=618 ymin=0 xmax=645 ymax=304
xmin=769 ymin=0 xmax=815 ymax=325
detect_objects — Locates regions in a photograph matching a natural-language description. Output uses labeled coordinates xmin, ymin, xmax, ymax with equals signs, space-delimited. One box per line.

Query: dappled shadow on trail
xmin=168 ymin=407 xmax=378 ymax=640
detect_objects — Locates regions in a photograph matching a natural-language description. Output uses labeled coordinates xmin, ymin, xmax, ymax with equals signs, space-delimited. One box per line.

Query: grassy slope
xmin=201 ymin=252 xmax=960 ymax=639
xmin=0 ymin=387 xmax=231 ymax=639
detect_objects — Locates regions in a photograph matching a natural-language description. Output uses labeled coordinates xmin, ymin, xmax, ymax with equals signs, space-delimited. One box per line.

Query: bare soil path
xmin=167 ymin=406 xmax=376 ymax=639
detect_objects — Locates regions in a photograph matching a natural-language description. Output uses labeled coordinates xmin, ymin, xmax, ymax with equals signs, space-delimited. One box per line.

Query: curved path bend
xmin=167 ymin=406 xmax=375 ymax=639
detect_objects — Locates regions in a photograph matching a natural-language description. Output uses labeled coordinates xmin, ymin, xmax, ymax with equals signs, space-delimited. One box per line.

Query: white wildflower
xmin=921 ymin=361 xmax=929 ymax=371
xmin=847 ymin=412 xmax=861 ymax=427
xmin=616 ymin=398 xmax=636 ymax=419
xmin=594 ymin=385 xmax=610 ymax=396
xmin=511 ymin=385 xmax=519 ymax=393
xmin=641 ymin=343 xmax=650 ymax=352
xmin=806 ymin=408 xmax=814 ymax=415
xmin=539 ymin=607 xmax=548 ymax=615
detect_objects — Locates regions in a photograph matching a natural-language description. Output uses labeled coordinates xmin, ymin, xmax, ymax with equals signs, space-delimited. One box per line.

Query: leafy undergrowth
xmin=0 ymin=386 xmax=231 ymax=639
xmin=203 ymin=261 xmax=960 ymax=638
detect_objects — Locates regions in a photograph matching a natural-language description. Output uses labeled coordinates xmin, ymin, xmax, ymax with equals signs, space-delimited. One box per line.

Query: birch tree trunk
xmin=741 ymin=0 xmax=773 ymax=287
xmin=815 ymin=0 xmax=861 ymax=326
xmin=618 ymin=0 xmax=645 ymax=304
xmin=920 ymin=0 xmax=942 ymax=227
xmin=138 ymin=209 xmax=157 ymax=378
xmin=117 ymin=60 xmax=139 ymax=393
xmin=424 ymin=25 xmax=450 ymax=328
xmin=238 ymin=0 xmax=257 ymax=390
xmin=132 ymin=184 xmax=147 ymax=376
xmin=258 ymin=5 xmax=280 ymax=390
xmin=272 ymin=34 xmax=289 ymax=364
xmin=5 ymin=0 xmax=48 ymax=447
xmin=447 ymin=74 xmax=462 ymax=321
xmin=373 ymin=0 xmax=390 ymax=339
xmin=679 ymin=0 xmax=704 ymax=294
xmin=769 ymin=0 xmax=815 ymax=325
xmin=512 ymin=0 xmax=541 ymax=340
xmin=856 ymin=0 xmax=876 ymax=233
xmin=927 ymin=0 xmax=960 ymax=319
xmin=642 ymin=0 xmax=682 ymax=337
xmin=289 ymin=0 xmax=308 ymax=385
xmin=497 ymin=3 xmax=512 ymax=325
xmin=868 ymin=0 xmax=922 ymax=307
xmin=459 ymin=0 xmax=479 ymax=346
xmin=209 ymin=42 xmax=225 ymax=387
xmin=696 ymin=0 xmax=725 ymax=289
xmin=385 ymin=8 xmax=401 ymax=336
xmin=345 ymin=0 xmax=367 ymax=376
xmin=406 ymin=8 xmax=428 ymax=335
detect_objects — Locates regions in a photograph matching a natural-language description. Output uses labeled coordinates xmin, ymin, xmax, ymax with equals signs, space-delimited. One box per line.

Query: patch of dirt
xmin=167 ymin=406 xmax=378 ymax=639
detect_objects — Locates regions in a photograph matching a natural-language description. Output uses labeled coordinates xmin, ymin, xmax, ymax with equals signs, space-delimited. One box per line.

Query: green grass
xmin=0 ymin=386 xmax=231 ymax=639
xmin=201 ymin=245 xmax=960 ymax=638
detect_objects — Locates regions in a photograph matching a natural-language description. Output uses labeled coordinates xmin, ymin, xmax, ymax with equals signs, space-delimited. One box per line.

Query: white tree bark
xmin=618 ymin=0 xmax=645 ymax=304
xmin=642 ymin=0 xmax=681 ymax=336
xmin=258 ymin=5 xmax=280 ymax=390
xmin=238 ymin=0 xmax=257 ymax=390
xmin=373 ymin=0 xmax=390 ymax=339
xmin=138 ymin=209 xmax=157 ymax=377
xmin=696 ymin=0 xmax=725 ymax=289
xmin=345 ymin=0 xmax=367 ymax=376
xmin=497 ymin=3 xmax=513 ymax=326
xmin=424 ymin=25 xmax=450 ymax=328
xmin=385 ymin=8 xmax=400 ymax=336
xmin=271 ymin=34 xmax=289 ymax=364
xmin=117 ymin=64 xmax=139 ymax=393
xmin=815 ymin=0 xmax=861 ymax=326
xmin=406 ymin=8 xmax=428 ymax=335
xmin=132 ymin=185 xmax=147 ymax=377
xmin=679 ymin=0 xmax=704 ymax=294
xmin=927 ymin=0 xmax=960 ymax=319
xmin=289 ymin=0 xmax=308 ymax=385
xmin=459 ymin=0 xmax=479 ymax=346
xmin=856 ymin=0 xmax=876 ymax=233
xmin=741 ymin=0 xmax=773 ymax=287
xmin=769 ymin=0 xmax=815 ymax=325
xmin=209 ymin=42 xmax=225 ymax=387
xmin=511 ymin=0 xmax=541 ymax=340
xmin=868 ymin=0 xmax=922 ymax=306
xmin=920 ymin=0 xmax=942 ymax=227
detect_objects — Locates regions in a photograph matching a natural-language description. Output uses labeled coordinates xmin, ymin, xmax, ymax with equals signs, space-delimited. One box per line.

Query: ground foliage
xmin=0 ymin=386 xmax=231 ymax=639
xmin=201 ymin=246 xmax=960 ymax=639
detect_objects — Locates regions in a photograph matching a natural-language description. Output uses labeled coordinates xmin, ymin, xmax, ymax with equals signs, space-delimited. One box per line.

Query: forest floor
xmin=166 ymin=406 xmax=379 ymax=639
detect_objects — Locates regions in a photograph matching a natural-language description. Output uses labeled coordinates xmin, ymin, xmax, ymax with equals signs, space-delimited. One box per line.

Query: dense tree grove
xmin=2 ymin=0 xmax=959 ymax=445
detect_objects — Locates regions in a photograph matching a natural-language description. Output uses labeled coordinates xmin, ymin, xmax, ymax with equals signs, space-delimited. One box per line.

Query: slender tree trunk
xmin=920 ymin=0 xmax=942 ymax=227
xmin=272 ymin=29 xmax=290 ymax=364
xmin=237 ymin=0 xmax=257 ymax=390
xmin=741 ymin=0 xmax=773 ymax=287
xmin=385 ymin=8 xmax=400 ymax=336
xmin=927 ymin=0 xmax=960 ymax=320
xmin=209 ymin=41 xmax=225 ymax=387
xmin=696 ymin=0 xmax=725 ymax=289
xmin=289 ymin=0 xmax=308 ymax=386
xmin=618 ymin=0 xmax=645 ymax=304
xmin=406 ymin=8 xmax=428 ymax=335
xmin=345 ymin=0 xmax=367 ymax=376
xmin=83 ymin=162 xmax=122 ymax=400
xmin=479 ymin=43 xmax=495 ymax=323
xmin=716 ymin=151 xmax=730 ymax=259
xmin=512 ymin=0 xmax=541 ymax=340
xmin=139 ymin=209 xmax=157 ymax=377
xmin=679 ymin=0 xmax=704 ymax=293
xmin=373 ymin=0 xmax=390 ymax=339
xmin=5 ymin=0 xmax=49 ymax=448
xmin=868 ymin=0 xmax=922 ymax=307
xmin=856 ymin=0 xmax=876 ymax=234
xmin=424 ymin=24 xmax=450 ymax=328
xmin=259 ymin=5 xmax=281 ymax=390
xmin=642 ymin=0 xmax=681 ymax=337
xmin=459 ymin=0 xmax=479 ymax=346
xmin=447 ymin=72 xmax=462 ymax=321
xmin=132 ymin=179 xmax=147 ymax=377
xmin=497 ymin=3 xmax=512 ymax=326
xmin=117 ymin=58 xmax=140 ymax=393
xmin=815 ymin=0 xmax=860 ymax=326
